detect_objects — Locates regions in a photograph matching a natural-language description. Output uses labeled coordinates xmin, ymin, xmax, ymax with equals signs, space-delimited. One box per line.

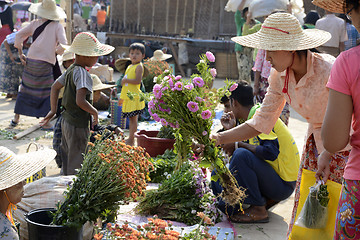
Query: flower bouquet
xmin=51 ymin=132 xmax=154 ymax=229
xmin=136 ymin=160 xmax=222 ymax=225
xmin=146 ymin=51 xmax=245 ymax=206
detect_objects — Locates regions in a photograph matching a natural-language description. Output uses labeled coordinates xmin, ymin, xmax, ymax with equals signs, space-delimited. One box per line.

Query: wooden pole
xmin=182 ymin=0 xmax=188 ymax=29
xmin=65 ymin=0 xmax=73 ymax=42
xmin=192 ymin=0 xmax=196 ymax=32
xmin=174 ymin=0 xmax=179 ymax=33
xmin=151 ymin=0 xmax=155 ymax=32
xmin=166 ymin=0 xmax=170 ymax=33
xmin=208 ymin=0 xmax=215 ymax=38
xmin=109 ymin=0 xmax=113 ymax=32
xmin=123 ymin=0 xmax=127 ymax=31
xmin=219 ymin=0 xmax=224 ymax=34
xmin=167 ymin=42 xmax=186 ymax=77
xmin=137 ymin=0 xmax=141 ymax=32
xmin=13 ymin=124 xmax=41 ymax=140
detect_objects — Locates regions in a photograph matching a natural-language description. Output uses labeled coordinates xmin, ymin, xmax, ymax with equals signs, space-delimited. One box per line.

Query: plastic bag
xmin=224 ymin=0 xmax=250 ymax=12
xmin=295 ymin=181 xmax=330 ymax=229
xmin=249 ymin=0 xmax=288 ymax=18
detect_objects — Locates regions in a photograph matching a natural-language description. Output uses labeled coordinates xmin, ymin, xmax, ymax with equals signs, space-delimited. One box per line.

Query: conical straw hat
xmin=312 ymin=0 xmax=345 ymax=14
xmin=0 ymin=146 xmax=55 ymax=191
xmin=91 ymin=74 xmax=115 ymax=91
xmin=231 ymin=12 xmax=331 ymax=51
xmin=62 ymin=32 xmax=114 ymax=57
xmin=28 ymin=0 xmax=66 ymax=21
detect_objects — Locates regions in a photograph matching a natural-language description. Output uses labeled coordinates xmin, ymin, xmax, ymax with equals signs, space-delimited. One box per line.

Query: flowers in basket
xmin=136 ymin=160 xmax=222 ymax=226
xmin=145 ymin=51 xmax=246 ymax=206
xmin=52 ymin=132 xmax=154 ymax=228
xmin=142 ymin=59 xmax=170 ymax=92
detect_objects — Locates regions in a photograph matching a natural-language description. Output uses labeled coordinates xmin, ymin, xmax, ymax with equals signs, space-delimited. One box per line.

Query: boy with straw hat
xmin=0 ymin=146 xmax=55 ymax=239
xmin=40 ymin=32 xmax=114 ymax=176
xmin=210 ymin=12 xmax=349 ymax=234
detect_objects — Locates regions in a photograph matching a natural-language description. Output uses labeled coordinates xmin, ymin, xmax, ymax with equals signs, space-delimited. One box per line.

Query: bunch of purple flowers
xmin=146 ymin=52 xmax=246 ymax=206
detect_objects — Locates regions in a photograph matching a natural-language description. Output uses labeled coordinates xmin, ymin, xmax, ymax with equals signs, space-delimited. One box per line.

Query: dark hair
xmin=129 ymin=42 xmax=145 ymax=54
xmin=101 ymin=6 xmax=106 ymax=10
xmin=220 ymin=95 xmax=229 ymax=104
xmin=242 ymin=7 xmax=249 ymax=18
xmin=229 ymin=80 xmax=254 ymax=107
xmin=339 ymin=13 xmax=352 ymax=23
xmin=345 ymin=0 xmax=360 ymax=12
xmin=304 ymin=10 xmax=320 ymax=25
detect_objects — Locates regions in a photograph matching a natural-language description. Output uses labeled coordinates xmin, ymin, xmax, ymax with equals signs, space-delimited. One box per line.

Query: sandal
xmin=230 ymin=206 xmax=269 ymax=224
xmin=10 ymin=120 xmax=18 ymax=127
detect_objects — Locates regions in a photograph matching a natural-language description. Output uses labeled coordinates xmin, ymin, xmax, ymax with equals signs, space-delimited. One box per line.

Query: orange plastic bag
xmin=289 ymin=169 xmax=341 ymax=240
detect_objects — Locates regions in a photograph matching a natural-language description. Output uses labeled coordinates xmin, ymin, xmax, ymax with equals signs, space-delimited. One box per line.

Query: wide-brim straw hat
xmin=62 ymin=32 xmax=114 ymax=57
xmin=231 ymin=12 xmax=331 ymax=51
xmin=114 ymin=58 xmax=150 ymax=78
xmin=91 ymin=74 xmax=115 ymax=91
xmin=0 ymin=146 xmax=56 ymax=191
xmin=28 ymin=0 xmax=66 ymax=21
xmin=58 ymin=48 xmax=75 ymax=62
xmin=151 ymin=50 xmax=172 ymax=61
xmin=312 ymin=0 xmax=345 ymax=13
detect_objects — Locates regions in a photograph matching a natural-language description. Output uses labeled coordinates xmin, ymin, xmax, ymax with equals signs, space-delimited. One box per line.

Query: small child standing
xmin=120 ymin=43 xmax=146 ymax=146
xmin=40 ymin=32 xmax=114 ymax=175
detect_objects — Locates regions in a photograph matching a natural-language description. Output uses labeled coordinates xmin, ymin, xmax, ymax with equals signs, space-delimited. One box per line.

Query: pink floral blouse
xmin=252 ymin=49 xmax=272 ymax=79
xmin=246 ymin=51 xmax=336 ymax=153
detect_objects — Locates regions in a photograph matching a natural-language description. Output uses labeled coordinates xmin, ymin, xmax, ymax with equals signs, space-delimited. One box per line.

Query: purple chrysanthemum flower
xmin=187 ymin=101 xmax=199 ymax=112
xmin=174 ymin=81 xmax=183 ymax=91
xmin=160 ymin=118 xmax=168 ymax=126
xmin=162 ymin=86 xmax=168 ymax=91
xmin=168 ymin=79 xmax=174 ymax=88
xmin=153 ymin=84 xmax=163 ymax=99
xmin=152 ymin=113 xmax=160 ymax=122
xmin=184 ymin=84 xmax=194 ymax=90
xmin=175 ymin=75 xmax=182 ymax=81
xmin=195 ymin=97 xmax=203 ymax=102
xmin=210 ymin=68 xmax=217 ymax=78
xmin=201 ymin=110 xmax=212 ymax=119
xmin=193 ymin=77 xmax=205 ymax=88
xmin=230 ymin=83 xmax=238 ymax=92
xmin=148 ymin=99 xmax=155 ymax=109
xmin=205 ymin=51 xmax=215 ymax=62
xmin=202 ymin=131 xmax=208 ymax=136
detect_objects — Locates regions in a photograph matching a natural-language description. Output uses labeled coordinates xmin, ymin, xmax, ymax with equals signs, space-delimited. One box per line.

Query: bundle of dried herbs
xmin=296 ymin=183 xmax=330 ymax=229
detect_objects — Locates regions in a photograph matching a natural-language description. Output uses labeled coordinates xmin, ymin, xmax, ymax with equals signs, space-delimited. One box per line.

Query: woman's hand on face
xmin=315 ymin=150 xmax=332 ymax=183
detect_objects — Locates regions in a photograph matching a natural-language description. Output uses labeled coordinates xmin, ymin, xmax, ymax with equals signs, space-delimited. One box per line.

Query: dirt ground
xmin=0 ymin=95 xmax=61 ymax=176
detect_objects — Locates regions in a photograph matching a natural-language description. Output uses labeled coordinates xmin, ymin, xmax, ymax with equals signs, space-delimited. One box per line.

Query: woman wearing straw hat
xmin=11 ymin=0 xmax=67 ymax=128
xmin=211 ymin=12 xmax=350 ymax=229
xmin=0 ymin=146 xmax=55 ymax=239
xmin=313 ymin=0 xmax=360 ymax=239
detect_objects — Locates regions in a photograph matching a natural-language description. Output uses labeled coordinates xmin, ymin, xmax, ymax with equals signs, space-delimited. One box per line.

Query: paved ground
xmin=0 ymin=77 xmax=308 ymax=239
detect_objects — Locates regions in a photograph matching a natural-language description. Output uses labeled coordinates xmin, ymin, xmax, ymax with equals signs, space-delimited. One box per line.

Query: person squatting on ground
xmin=313 ymin=0 xmax=360 ymax=238
xmin=0 ymin=146 xmax=55 ymax=240
xmin=40 ymin=32 xmax=114 ymax=176
xmin=211 ymin=81 xmax=299 ymax=223
xmin=11 ymin=0 xmax=67 ymax=128
xmin=211 ymin=12 xmax=350 ymax=237
xmin=119 ymin=43 xmax=146 ymax=146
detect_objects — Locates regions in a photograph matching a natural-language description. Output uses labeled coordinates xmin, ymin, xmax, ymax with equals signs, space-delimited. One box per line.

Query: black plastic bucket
xmin=25 ymin=208 xmax=83 ymax=240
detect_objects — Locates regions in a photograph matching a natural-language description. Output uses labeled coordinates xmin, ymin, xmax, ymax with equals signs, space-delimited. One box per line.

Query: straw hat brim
xmin=312 ymin=0 xmax=344 ymax=14
xmin=93 ymin=83 xmax=116 ymax=91
xmin=28 ymin=2 xmax=67 ymax=21
xmin=231 ymin=29 xmax=331 ymax=51
xmin=0 ymin=148 xmax=56 ymax=191
xmin=150 ymin=53 xmax=172 ymax=61
xmin=61 ymin=43 xmax=114 ymax=57
xmin=115 ymin=58 xmax=150 ymax=78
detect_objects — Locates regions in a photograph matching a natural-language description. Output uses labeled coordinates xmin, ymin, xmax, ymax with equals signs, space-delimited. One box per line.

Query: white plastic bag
xmin=224 ymin=0 xmax=250 ymax=12
xmin=295 ymin=182 xmax=330 ymax=229
xmin=249 ymin=0 xmax=288 ymax=18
